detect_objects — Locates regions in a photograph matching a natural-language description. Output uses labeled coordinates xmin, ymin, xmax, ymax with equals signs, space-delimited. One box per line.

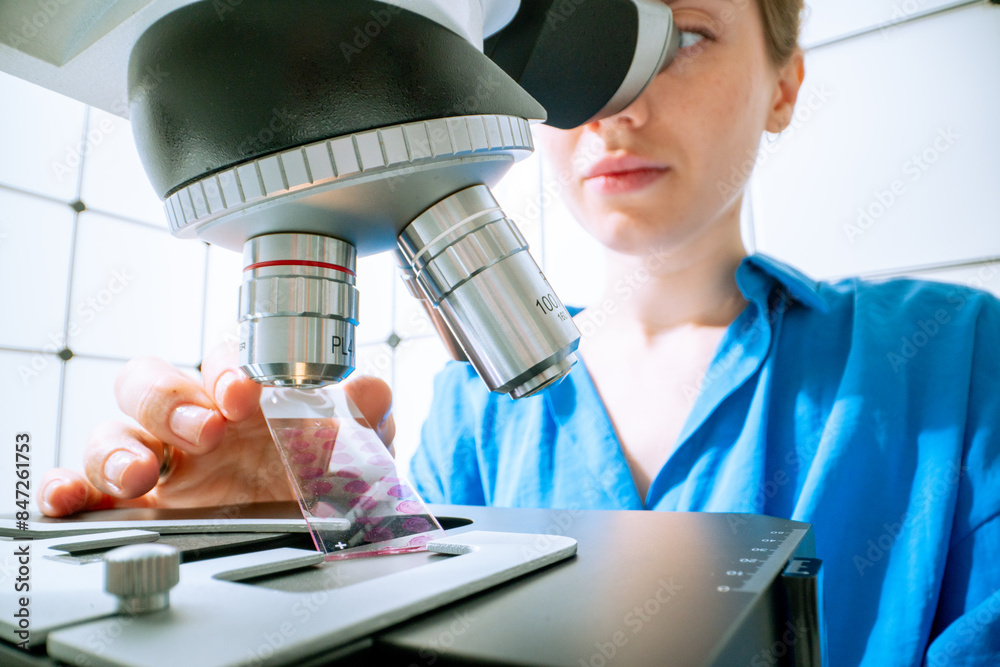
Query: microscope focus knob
xmin=104 ymin=543 xmax=180 ymax=613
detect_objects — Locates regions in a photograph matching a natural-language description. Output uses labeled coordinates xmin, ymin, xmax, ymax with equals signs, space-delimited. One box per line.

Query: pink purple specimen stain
xmin=267 ymin=417 xmax=443 ymax=558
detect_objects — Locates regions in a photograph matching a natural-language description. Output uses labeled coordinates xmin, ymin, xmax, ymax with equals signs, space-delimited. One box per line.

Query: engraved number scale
xmin=716 ymin=528 xmax=809 ymax=594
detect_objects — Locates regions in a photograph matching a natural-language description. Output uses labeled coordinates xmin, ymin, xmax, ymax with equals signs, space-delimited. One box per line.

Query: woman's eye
xmin=679 ymin=30 xmax=707 ymax=49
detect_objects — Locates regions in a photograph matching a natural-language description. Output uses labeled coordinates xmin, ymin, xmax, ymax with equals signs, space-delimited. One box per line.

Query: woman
xmin=38 ymin=0 xmax=1000 ymax=664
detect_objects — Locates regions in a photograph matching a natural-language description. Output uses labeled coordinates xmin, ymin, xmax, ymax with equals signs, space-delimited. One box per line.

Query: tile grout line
xmin=53 ymin=360 xmax=67 ymax=470
xmin=0 ymin=182 xmax=67 ymax=206
xmin=0 ymin=340 xmax=419 ymax=361
xmin=803 ymin=0 xmax=984 ymax=51
xmin=54 ymin=105 xmax=91 ymax=467
xmin=80 ymin=206 xmax=168 ymax=232
xmin=197 ymin=244 xmax=210 ymax=365
xmin=0 ymin=186 xmax=169 ymax=231
xmin=849 ymin=255 xmax=1000 ymax=282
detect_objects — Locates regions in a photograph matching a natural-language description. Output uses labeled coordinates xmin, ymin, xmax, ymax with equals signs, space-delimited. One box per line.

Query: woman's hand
xmin=36 ymin=341 xmax=395 ymax=517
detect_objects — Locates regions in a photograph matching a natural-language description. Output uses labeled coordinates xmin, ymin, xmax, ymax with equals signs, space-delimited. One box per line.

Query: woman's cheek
xmin=533 ymin=126 xmax=575 ymax=170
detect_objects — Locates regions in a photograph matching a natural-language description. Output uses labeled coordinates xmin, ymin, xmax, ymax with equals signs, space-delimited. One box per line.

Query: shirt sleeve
xmin=409 ymin=360 xmax=488 ymax=506
xmin=925 ymin=290 xmax=1000 ymax=664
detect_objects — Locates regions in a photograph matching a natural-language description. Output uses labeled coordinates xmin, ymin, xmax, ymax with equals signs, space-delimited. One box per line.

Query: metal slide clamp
xmin=105 ymin=543 xmax=181 ymax=614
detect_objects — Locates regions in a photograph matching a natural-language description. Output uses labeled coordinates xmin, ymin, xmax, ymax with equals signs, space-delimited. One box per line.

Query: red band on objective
xmin=244 ymin=259 xmax=356 ymax=276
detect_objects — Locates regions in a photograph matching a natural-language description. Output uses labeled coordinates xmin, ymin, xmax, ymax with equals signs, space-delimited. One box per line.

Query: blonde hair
xmin=757 ymin=0 xmax=805 ymax=65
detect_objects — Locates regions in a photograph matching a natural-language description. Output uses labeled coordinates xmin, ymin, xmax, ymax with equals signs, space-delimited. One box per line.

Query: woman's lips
xmin=582 ymin=155 xmax=670 ymax=195
xmin=584 ymin=167 xmax=669 ymax=195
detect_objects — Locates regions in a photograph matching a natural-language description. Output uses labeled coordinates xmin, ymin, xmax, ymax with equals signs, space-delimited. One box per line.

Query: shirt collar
xmin=736 ymin=253 xmax=829 ymax=312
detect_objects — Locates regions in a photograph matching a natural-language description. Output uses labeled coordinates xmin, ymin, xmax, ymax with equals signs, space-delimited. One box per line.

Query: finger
xmin=377 ymin=414 xmax=396 ymax=449
xmin=341 ymin=375 xmax=393 ymax=441
xmin=115 ymin=356 xmax=227 ymax=453
xmin=83 ymin=421 xmax=165 ymax=498
xmin=201 ymin=339 xmax=262 ymax=422
xmin=38 ymin=468 xmax=116 ymax=517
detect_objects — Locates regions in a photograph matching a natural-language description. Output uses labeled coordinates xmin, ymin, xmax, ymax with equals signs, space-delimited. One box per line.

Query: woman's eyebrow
xmin=665 ymin=0 xmax=737 ymax=6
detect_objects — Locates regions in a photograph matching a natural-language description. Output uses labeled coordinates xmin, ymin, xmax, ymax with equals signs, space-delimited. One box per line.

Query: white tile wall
xmin=393 ymin=284 xmax=436 ymax=340
xmin=78 ymin=108 xmax=167 ymax=227
xmin=751 ymin=2 xmax=1000 ymax=280
xmin=540 ymin=189 xmax=607 ymax=310
xmin=68 ymin=211 xmax=206 ymax=366
xmin=354 ymin=343 xmax=394 ymax=387
xmin=2 ymin=0 xmax=998 ymax=513
xmin=0 ymin=71 xmax=86 ymax=201
xmin=899 ymin=261 xmax=1000 ymax=298
xmin=355 ymin=251 xmax=396 ymax=345
xmin=800 ymin=0 xmax=970 ymax=48
xmin=0 ymin=188 xmax=75 ymax=350
xmin=393 ymin=336 xmax=451 ymax=480
xmin=58 ymin=356 xmax=134 ymax=472
xmin=201 ymin=244 xmax=243 ymax=361
xmin=0 ymin=349 xmax=62 ymax=511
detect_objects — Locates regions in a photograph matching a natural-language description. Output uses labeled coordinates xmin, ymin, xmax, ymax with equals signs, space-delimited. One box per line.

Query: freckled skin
xmin=534 ymin=0 xmax=805 ymax=501
xmin=536 ymin=0 xmax=797 ymax=258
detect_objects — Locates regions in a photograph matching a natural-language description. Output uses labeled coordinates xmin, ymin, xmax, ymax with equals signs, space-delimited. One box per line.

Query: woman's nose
xmin=585 ymin=89 xmax=652 ymax=136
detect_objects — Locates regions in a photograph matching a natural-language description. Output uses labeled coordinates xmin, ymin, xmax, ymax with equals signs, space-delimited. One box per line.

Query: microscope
xmin=125 ymin=0 xmax=682 ymax=397
xmin=0 ymin=3 xmax=827 ymax=665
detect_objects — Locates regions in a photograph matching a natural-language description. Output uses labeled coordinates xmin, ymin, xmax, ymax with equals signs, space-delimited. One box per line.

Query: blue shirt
xmin=409 ymin=254 xmax=1000 ymax=666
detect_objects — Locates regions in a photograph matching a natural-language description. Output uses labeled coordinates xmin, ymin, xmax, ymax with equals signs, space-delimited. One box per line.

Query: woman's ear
xmin=765 ymin=48 xmax=806 ymax=134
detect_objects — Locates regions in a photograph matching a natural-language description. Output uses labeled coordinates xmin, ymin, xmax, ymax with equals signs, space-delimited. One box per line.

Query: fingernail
xmin=215 ymin=370 xmax=238 ymax=408
xmin=103 ymin=450 xmax=136 ymax=491
xmin=169 ymin=404 xmax=217 ymax=446
xmin=41 ymin=480 xmax=61 ymax=510
xmin=376 ymin=408 xmax=392 ymax=432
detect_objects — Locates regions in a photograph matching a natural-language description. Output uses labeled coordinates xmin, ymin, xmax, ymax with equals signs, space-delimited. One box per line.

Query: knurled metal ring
xmin=163 ymin=114 xmax=534 ymax=235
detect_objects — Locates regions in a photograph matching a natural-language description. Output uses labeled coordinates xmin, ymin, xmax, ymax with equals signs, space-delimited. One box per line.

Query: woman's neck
xmin=598 ymin=211 xmax=749 ymax=340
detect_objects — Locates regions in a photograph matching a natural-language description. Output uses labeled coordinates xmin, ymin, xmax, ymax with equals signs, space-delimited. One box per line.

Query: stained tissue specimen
xmin=266 ymin=416 xmax=444 ymax=560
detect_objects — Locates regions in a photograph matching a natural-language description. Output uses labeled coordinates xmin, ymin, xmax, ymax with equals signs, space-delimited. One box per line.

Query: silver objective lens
xmin=239 ymin=233 xmax=359 ymax=387
xmin=397 ymin=185 xmax=580 ymax=399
